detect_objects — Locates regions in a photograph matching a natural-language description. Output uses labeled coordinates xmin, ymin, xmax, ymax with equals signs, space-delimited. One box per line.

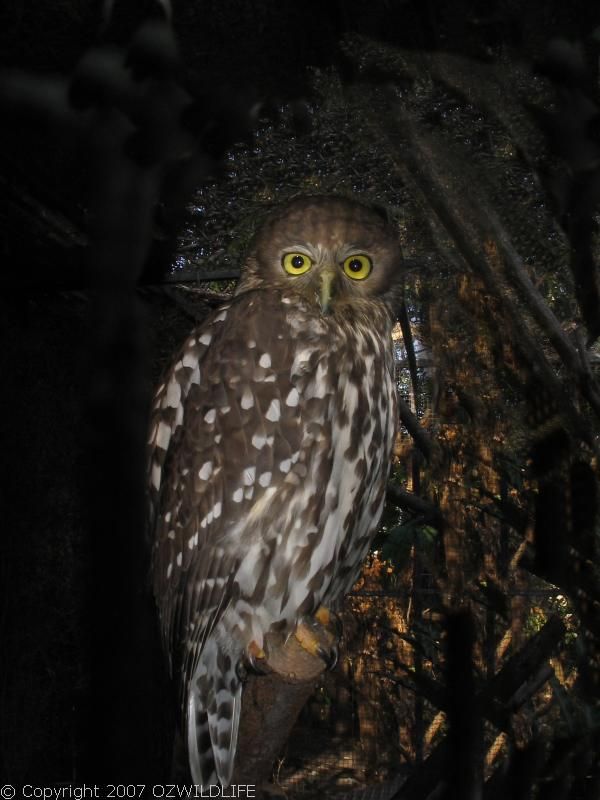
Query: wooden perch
xmin=233 ymin=676 xmax=318 ymax=787
xmin=232 ymin=625 xmax=337 ymax=787
xmin=259 ymin=623 xmax=338 ymax=683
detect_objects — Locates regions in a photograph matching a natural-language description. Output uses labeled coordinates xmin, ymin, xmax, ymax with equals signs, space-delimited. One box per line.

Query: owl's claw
xmin=294 ymin=605 xmax=341 ymax=671
xmin=316 ymin=642 xmax=339 ymax=671
xmin=236 ymin=660 xmax=248 ymax=681
xmin=242 ymin=639 xmax=269 ymax=676
xmin=241 ymin=611 xmax=341 ymax=681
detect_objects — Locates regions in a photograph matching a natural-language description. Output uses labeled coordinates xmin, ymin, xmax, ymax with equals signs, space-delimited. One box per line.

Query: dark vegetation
xmin=1 ymin=0 xmax=600 ymax=796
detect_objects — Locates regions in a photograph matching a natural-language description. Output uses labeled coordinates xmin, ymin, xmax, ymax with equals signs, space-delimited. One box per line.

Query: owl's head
xmin=237 ymin=195 xmax=402 ymax=317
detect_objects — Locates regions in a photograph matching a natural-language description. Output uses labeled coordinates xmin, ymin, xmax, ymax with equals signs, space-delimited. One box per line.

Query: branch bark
xmin=232 ymin=626 xmax=336 ymax=787
xmin=386 ymin=482 xmax=444 ymax=528
xmin=396 ymin=395 xmax=434 ymax=461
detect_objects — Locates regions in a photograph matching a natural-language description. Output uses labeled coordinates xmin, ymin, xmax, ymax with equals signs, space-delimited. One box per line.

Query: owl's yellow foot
xmin=294 ymin=605 xmax=341 ymax=670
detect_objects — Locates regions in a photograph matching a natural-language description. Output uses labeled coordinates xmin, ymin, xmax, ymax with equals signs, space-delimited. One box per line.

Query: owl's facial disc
xmin=278 ymin=241 xmax=378 ymax=314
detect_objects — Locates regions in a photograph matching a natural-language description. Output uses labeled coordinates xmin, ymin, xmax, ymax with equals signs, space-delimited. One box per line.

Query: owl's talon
xmin=244 ymin=640 xmax=269 ymax=675
xmin=316 ymin=642 xmax=339 ymax=671
xmin=236 ymin=660 xmax=248 ymax=681
xmin=294 ymin=606 xmax=341 ymax=670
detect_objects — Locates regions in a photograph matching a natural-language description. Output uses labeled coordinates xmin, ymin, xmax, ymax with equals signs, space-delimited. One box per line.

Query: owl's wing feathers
xmin=149 ymin=290 xmax=312 ymax=784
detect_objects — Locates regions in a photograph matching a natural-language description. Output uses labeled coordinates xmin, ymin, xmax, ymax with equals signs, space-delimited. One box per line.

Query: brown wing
xmin=147 ymin=289 xmax=305 ymax=685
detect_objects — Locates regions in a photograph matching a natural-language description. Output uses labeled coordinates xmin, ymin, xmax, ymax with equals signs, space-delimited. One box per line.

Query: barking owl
xmin=148 ymin=195 xmax=400 ymax=785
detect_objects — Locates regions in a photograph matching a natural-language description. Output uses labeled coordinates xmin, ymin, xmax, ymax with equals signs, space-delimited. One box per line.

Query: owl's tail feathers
xmin=187 ymin=640 xmax=242 ymax=788
xmin=187 ymin=702 xmax=217 ymax=787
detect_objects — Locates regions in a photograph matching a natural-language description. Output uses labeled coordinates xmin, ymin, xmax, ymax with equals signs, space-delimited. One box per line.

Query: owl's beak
xmin=319 ymin=266 xmax=337 ymax=315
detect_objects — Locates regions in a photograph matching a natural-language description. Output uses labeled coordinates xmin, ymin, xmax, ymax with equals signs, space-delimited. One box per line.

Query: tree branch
xmin=397 ymin=300 xmax=420 ymax=413
xmin=396 ymin=395 xmax=434 ymax=461
xmin=369 ymin=98 xmax=599 ymax=448
xmin=386 ymin=482 xmax=444 ymax=528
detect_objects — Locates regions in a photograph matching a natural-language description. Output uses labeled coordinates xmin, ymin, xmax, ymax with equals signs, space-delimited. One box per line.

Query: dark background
xmin=1 ymin=0 xmax=599 ymax=790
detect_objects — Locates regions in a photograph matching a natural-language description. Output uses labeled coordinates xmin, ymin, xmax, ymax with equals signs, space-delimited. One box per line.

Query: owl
xmin=148 ymin=195 xmax=400 ymax=785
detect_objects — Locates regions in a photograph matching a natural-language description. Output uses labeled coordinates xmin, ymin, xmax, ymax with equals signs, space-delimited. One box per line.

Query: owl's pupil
xmin=348 ymin=259 xmax=362 ymax=272
xmin=292 ymin=255 xmax=304 ymax=269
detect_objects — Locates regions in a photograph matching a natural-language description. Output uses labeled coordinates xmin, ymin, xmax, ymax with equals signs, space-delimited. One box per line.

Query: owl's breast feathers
xmin=148 ymin=288 xmax=397 ymax=682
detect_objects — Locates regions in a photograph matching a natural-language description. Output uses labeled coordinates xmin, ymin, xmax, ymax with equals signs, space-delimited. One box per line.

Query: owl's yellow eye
xmin=282 ymin=252 xmax=312 ymax=276
xmin=343 ymin=254 xmax=372 ymax=280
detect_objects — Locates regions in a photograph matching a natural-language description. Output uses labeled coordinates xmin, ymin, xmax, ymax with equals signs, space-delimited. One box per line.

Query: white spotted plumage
xmin=148 ymin=195 xmax=401 ymax=786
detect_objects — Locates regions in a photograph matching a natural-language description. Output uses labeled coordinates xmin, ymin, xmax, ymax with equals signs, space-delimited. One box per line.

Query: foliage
xmin=380 ymin=522 xmax=438 ymax=568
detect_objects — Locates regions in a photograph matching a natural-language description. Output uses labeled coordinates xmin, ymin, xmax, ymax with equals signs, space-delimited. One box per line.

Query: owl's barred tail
xmin=187 ymin=638 xmax=242 ymax=787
